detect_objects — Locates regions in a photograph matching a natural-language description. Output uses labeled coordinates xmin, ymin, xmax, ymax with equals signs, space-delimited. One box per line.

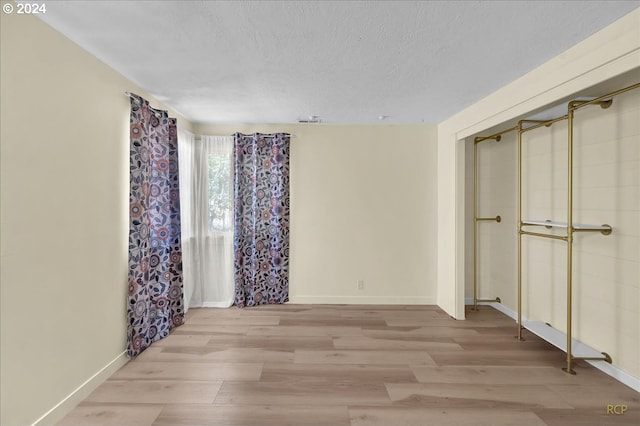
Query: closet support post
xmin=501 ymin=84 xmax=640 ymax=373
xmin=564 ymin=105 xmax=576 ymax=374
xmin=472 ymin=135 xmax=503 ymax=311
xmin=562 ymin=98 xmax=614 ymax=375
xmin=516 ymin=123 xmax=524 ymax=341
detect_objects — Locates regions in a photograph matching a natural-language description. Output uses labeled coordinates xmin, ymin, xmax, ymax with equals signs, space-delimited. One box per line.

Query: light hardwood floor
xmin=58 ymin=305 xmax=639 ymax=425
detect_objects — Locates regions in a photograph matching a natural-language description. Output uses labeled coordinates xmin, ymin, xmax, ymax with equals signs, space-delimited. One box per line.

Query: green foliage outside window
xmin=208 ymin=153 xmax=232 ymax=231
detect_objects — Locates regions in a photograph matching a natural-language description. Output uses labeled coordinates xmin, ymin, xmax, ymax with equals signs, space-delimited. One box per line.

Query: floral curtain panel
xmin=233 ymin=133 xmax=290 ymax=307
xmin=127 ymin=93 xmax=184 ymax=357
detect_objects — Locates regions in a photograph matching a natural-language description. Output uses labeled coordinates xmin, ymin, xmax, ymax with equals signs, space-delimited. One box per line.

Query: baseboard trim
xmin=31 ymin=351 xmax=128 ymax=426
xmin=190 ymin=301 xmax=234 ymax=308
xmin=464 ymin=298 xmax=640 ymax=392
xmin=289 ymin=296 xmax=437 ymax=305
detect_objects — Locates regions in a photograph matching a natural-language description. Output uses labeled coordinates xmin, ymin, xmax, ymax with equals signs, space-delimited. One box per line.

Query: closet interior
xmin=470 ymin=76 xmax=639 ymax=375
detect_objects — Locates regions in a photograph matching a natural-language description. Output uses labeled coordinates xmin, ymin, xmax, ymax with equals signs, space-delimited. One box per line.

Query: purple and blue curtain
xmin=233 ymin=133 xmax=290 ymax=307
xmin=127 ymin=93 xmax=184 ymax=357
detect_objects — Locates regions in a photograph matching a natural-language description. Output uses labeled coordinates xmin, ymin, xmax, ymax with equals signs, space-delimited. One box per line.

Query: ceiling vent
xmin=298 ymin=115 xmax=321 ymax=124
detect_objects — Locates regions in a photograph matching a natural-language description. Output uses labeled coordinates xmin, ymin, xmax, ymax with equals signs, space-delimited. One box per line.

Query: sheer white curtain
xmin=178 ymin=130 xmax=235 ymax=310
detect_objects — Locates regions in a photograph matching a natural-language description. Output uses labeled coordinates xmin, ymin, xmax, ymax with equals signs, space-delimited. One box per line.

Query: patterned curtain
xmin=127 ymin=93 xmax=184 ymax=357
xmin=233 ymin=133 xmax=290 ymax=307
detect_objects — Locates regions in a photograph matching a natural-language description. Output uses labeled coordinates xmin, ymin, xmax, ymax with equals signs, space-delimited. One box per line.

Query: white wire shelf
xmin=523 ymin=320 xmax=609 ymax=360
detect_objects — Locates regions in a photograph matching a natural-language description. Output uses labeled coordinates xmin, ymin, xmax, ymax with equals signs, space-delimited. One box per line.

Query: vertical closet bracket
xmin=472 ymin=129 xmax=517 ymax=311
xmin=513 ymin=83 xmax=639 ymax=374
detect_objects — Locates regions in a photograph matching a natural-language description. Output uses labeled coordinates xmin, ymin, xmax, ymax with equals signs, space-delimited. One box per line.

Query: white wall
xmin=196 ymin=124 xmax=439 ymax=305
xmin=437 ymin=8 xmax=640 ymax=320
xmin=0 ymin=14 xmax=193 ymax=426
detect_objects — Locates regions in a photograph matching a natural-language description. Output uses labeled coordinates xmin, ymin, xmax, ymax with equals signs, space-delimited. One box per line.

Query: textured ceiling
xmin=37 ymin=1 xmax=639 ymax=124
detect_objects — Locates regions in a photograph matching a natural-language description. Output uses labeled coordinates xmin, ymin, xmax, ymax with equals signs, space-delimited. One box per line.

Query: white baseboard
xmin=32 ymin=351 xmax=128 ymax=426
xmin=464 ymin=298 xmax=640 ymax=392
xmin=288 ymin=296 xmax=436 ymax=305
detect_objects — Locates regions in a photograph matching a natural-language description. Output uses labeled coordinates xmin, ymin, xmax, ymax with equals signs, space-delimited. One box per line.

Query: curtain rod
xmin=195 ymin=134 xmax=296 ymax=141
xmin=124 ymin=91 xmax=139 ymax=103
xmin=125 ymin=91 xmax=168 ymax=118
xmin=125 ymin=93 xmax=296 ymax=138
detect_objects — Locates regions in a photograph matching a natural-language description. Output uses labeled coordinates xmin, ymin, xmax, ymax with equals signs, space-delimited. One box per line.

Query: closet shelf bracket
xmin=522 ymin=321 xmax=613 ymax=373
xmin=476 ymin=215 xmax=501 ymax=223
xmin=574 ymin=352 xmax=613 ymax=364
xmin=476 ymin=297 xmax=501 ymax=304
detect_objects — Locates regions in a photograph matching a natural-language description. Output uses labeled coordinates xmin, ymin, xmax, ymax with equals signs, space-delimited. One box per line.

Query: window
xmin=208 ymin=152 xmax=233 ymax=232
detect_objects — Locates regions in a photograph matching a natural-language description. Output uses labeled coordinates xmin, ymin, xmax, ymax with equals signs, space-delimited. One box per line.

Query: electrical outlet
xmin=357 ymin=279 xmax=364 ymax=290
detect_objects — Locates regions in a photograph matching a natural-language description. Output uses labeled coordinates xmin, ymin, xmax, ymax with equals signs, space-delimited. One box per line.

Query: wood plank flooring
xmin=57 ymin=305 xmax=640 ymax=426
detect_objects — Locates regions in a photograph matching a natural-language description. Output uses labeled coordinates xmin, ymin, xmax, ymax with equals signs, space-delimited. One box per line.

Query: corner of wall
xmin=31 ymin=352 xmax=128 ymax=426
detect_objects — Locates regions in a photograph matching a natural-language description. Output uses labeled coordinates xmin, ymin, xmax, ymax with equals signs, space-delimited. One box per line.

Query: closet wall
xmin=472 ymin=86 xmax=639 ymax=379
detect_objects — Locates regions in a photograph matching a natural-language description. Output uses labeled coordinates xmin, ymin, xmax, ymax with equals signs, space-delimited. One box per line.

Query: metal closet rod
xmin=472 ymin=81 xmax=639 ymax=374
xmin=570 ymin=82 xmax=639 ymax=110
xmin=519 ymin=115 xmax=568 ymax=133
xmin=514 ymin=81 xmax=640 ymax=375
xmin=474 ymin=125 xmax=518 ymax=144
xmin=472 ymin=130 xmax=504 ymax=311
